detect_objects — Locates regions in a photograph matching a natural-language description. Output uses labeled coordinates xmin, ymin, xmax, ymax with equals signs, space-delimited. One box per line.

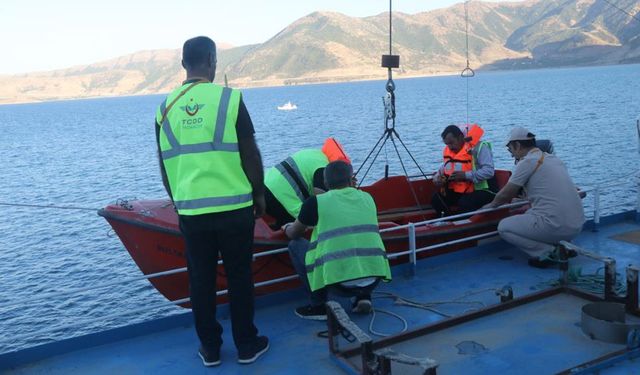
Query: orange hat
xmin=321 ymin=137 xmax=351 ymax=164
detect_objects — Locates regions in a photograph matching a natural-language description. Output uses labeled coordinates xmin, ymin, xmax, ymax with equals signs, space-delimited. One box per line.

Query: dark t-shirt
xmin=298 ymin=196 xmax=319 ymax=226
xmin=296 ymin=168 xmax=330 ymax=226
xmin=235 ymin=97 xmax=255 ymax=139
xmin=312 ymin=168 xmax=327 ymax=191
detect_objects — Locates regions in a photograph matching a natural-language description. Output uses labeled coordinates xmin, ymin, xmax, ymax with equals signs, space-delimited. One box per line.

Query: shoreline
xmin=0 ymin=62 xmax=636 ymax=106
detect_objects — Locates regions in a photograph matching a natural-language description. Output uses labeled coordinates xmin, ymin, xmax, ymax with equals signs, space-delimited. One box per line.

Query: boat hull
xmin=99 ymin=172 xmax=522 ymax=306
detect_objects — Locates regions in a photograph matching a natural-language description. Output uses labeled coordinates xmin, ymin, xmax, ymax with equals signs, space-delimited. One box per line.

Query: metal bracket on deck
xmin=373 ymin=348 xmax=438 ymax=375
xmin=326 ymin=301 xmax=438 ymax=375
xmin=496 ymin=286 xmax=514 ymax=303
xmin=559 ymin=242 xmax=639 ymax=312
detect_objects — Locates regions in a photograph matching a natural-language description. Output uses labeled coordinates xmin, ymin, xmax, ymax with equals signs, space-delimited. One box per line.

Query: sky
xmin=0 ymin=0 xmax=522 ymax=75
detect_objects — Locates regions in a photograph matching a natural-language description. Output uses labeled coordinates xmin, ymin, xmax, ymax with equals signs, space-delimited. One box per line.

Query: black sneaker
xmin=238 ymin=336 xmax=269 ymax=364
xmin=527 ymin=257 xmax=555 ymax=269
xmin=294 ymin=304 xmax=327 ymax=320
xmin=529 ymin=247 xmax=578 ymax=269
xmin=198 ymin=346 xmax=221 ymax=367
xmin=351 ymin=298 xmax=372 ymax=314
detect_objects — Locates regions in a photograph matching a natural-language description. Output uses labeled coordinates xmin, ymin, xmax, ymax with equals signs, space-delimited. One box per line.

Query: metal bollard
xmin=593 ymin=187 xmax=600 ymax=232
xmin=409 ymin=223 xmax=417 ymax=277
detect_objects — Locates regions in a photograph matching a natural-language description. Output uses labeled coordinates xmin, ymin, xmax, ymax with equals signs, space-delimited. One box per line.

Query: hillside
xmin=1 ymin=0 xmax=638 ymax=104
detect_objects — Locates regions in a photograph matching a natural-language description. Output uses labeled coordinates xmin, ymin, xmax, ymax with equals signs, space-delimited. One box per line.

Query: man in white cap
xmin=483 ymin=126 xmax=585 ymax=268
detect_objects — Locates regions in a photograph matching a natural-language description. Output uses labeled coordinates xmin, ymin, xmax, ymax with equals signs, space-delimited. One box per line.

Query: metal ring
xmin=461 ymin=67 xmax=475 ymax=77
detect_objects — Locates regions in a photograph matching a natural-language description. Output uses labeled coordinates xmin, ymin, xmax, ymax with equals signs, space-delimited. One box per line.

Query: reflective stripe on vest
xmin=157 ymin=83 xmax=252 ymax=215
xmin=274 ymin=157 xmax=308 ymax=202
xmin=308 ymin=224 xmax=380 ymax=250
xmin=264 ymin=149 xmax=328 ymax=218
xmin=305 ymin=188 xmax=391 ymax=291
xmin=305 ymin=247 xmax=387 ymax=274
xmin=173 ymin=194 xmax=253 ymax=210
xmin=443 ymin=147 xmax=475 ymax=193
xmin=160 ymin=87 xmax=238 ymax=160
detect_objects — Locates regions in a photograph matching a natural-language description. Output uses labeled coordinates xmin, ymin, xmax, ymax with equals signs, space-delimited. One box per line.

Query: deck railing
xmin=3 ymin=182 xmax=639 ymax=352
xmin=579 ymin=178 xmax=639 ymax=230
xmin=7 ymin=187 xmax=639 ymax=312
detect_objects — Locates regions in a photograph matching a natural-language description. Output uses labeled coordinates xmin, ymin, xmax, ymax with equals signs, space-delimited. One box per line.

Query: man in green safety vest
xmin=155 ymin=36 xmax=268 ymax=367
xmin=282 ymin=160 xmax=391 ymax=320
xmin=264 ymin=138 xmax=350 ymax=228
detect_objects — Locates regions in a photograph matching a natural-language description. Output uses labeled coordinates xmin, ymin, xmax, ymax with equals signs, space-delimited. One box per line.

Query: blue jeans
xmin=287 ymin=238 xmax=379 ymax=306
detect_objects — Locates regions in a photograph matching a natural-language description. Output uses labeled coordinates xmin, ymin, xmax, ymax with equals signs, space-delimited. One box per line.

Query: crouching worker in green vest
xmin=282 ymin=160 xmax=392 ymax=320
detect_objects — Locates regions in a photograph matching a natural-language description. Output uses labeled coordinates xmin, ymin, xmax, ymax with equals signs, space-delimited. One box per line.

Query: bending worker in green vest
xmin=155 ymin=36 xmax=268 ymax=367
xmin=264 ymin=138 xmax=350 ymax=228
xmin=282 ymin=160 xmax=392 ymax=320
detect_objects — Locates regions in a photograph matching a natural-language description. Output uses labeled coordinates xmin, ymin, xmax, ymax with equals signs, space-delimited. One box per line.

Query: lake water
xmin=0 ymin=64 xmax=638 ymax=353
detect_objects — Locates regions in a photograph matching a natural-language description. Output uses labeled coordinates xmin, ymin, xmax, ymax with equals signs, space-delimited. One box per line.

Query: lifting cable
xmin=461 ymin=0 xmax=475 ymax=130
xmin=355 ymin=0 xmax=429 ymax=218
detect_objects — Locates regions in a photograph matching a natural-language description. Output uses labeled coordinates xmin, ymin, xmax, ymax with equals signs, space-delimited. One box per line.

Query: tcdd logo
xmin=181 ymin=98 xmax=205 ymax=116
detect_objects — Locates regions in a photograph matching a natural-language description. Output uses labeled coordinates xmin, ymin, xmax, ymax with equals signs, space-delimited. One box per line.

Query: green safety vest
xmin=305 ymin=187 xmax=392 ymax=292
xmin=264 ymin=149 xmax=328 ymax=218
xmin=156 ymin=82 xmax=253 ymax=215
xmin=472 ymin=141 xmax=491 ymax=191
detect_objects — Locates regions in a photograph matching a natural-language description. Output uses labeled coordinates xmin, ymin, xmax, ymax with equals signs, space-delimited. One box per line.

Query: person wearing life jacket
xmin=155 ymin=36 xmax=268 ymax=367
xmin=282 ymin=160 xmax=392 ymax=320
xmin=431 ymin=124 xmax=498 ymax=216
xmin=264 ymin=137 xmax=351 ymax=227
xmin=483 ymin=127 xmax=585 ymax=268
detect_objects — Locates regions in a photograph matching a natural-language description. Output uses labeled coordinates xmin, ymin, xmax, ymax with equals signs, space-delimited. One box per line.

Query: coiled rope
xmin=367 ymin=288 xmax=499 ymax=337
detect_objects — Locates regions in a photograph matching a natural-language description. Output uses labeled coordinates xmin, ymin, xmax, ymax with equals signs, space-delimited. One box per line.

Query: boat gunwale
xmin=98 ymin=207 xmax=505 ymax=247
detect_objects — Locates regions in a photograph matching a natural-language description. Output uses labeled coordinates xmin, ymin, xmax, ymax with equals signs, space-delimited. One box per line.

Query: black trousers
xmin=264 ymin=187 xmax=295 ymax=228
xmin=179 ymin=206 xmax=258 ymax=353
xmin=431 ymin=188 xmax=495 ymax=217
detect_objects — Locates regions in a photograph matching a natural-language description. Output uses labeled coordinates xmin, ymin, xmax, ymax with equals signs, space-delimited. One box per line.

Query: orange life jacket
xmin=442 ymin=124 xmax=484 ymax=194
xmin=322 ymin=137 xmax=351 ymax=163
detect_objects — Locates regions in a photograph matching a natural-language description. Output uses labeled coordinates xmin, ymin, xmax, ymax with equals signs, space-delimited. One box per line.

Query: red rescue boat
xmin=98 ymin=170 xmax=524 ymax=306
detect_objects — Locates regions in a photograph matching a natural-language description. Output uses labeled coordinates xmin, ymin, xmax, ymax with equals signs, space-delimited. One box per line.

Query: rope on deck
xmin=537 ymin=267 xmax=627 ymax=295
xmin=366 ymin=287 xmax=501 ymax=337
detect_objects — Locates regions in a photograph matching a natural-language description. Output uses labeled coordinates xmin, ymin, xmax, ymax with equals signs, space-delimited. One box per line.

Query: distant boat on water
xmin=277 ymin=101 xmax=297 ymax=111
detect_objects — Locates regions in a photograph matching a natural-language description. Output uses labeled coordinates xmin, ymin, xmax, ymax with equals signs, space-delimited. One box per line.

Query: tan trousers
xmin=497 ymin=213 xmax=582 ymax=259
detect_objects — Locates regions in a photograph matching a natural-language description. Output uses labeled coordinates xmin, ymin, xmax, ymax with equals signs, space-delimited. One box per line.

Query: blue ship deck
xmin=2 ymin=212 xmax=639 ymax=374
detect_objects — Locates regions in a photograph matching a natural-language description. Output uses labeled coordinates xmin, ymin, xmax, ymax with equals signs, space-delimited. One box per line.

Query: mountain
xmin=1 ymin=0 xmax=638 ymax=104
